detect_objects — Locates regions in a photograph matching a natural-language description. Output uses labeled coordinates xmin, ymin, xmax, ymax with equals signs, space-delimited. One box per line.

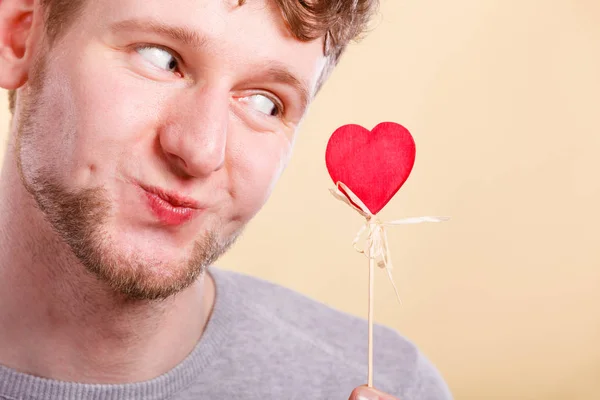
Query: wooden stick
xmin=367 ymin=254 xmax=374 ymax=388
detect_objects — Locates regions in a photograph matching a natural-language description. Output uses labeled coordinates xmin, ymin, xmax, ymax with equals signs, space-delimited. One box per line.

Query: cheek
xmin=228 ymin=133 xmax=291 ymax=220
xmin=57 ymin=49 xmax=164 ymax=185
xmin=17 ymin=68 xmax=78 ymax=182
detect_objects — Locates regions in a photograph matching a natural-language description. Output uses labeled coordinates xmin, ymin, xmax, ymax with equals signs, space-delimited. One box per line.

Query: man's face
xmin=16 ymin=0 xmax=326 ymax=300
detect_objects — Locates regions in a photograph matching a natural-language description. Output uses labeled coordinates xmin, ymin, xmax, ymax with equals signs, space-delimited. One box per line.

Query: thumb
xmin=349 ymin=385 xmax=400 ymax=400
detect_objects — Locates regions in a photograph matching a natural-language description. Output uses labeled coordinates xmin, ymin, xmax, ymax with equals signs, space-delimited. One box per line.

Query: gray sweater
xmin=0 ymin=267 xmax=452 ymax=400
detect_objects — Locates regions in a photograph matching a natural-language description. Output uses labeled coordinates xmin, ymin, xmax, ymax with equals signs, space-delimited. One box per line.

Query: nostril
xmin=172 ymin=154 xmax=187 ymax=169
xmin=163 ymin=151 xmax=190 ymax=177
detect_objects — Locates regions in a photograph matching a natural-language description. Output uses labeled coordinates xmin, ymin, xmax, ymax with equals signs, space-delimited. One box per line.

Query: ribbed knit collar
xmin=0 ymin=267 xmax=236 ymax=400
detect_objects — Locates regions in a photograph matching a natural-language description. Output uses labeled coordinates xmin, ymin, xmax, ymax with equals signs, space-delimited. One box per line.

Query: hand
xmin=349 ymin=385 xmax=400 ymax=400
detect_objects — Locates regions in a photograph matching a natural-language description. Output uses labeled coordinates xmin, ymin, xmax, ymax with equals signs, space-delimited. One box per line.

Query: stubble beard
xmin=13 ymin=51 xmax=239 ymax=302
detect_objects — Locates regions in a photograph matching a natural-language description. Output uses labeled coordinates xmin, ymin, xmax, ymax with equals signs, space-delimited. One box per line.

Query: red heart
xmin=325 ymin=122 xmax=416 ymax=215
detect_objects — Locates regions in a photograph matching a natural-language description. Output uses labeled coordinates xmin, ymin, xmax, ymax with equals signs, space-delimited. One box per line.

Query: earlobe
xmin=0 ymin=0 xmax=39 ymax=90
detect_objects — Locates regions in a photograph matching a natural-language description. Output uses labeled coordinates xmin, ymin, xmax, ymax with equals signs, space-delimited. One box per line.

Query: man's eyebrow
xmin=263 ymin=63 xmax=312 ymax=114
xmin=110 ymin=19 xmax=313 ymax=112
xmin=110 ymin=19 xmax=208 ymax=50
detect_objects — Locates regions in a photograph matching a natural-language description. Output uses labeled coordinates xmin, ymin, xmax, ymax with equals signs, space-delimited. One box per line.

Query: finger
xmin=349 ymin=385 xmax=400 ymax=400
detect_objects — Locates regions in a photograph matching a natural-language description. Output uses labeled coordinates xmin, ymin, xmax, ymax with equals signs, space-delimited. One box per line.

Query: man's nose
xmin=158 ymin=88 xmax=228 ymax=178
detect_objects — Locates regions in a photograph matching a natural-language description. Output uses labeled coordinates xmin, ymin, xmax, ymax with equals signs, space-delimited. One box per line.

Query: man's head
xmin=0 ymin=0 xmax=378 ymax=301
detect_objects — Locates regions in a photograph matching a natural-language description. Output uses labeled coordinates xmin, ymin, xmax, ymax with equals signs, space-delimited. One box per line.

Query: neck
xmin=0 ymin=133 xmax=215 ymax=384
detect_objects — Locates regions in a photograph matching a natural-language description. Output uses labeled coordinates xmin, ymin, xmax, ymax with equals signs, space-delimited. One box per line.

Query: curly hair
xmin=8 ymin=0 xmax=379 ymax=113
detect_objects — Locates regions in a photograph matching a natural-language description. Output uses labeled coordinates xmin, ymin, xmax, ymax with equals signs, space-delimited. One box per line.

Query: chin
xmin=23 ymin=170 xmax=228 ymax=300
xmin=80 ymin=222 xmax=231 ymax=301
xmin=75 ymin=232 xmax=199 ymax=300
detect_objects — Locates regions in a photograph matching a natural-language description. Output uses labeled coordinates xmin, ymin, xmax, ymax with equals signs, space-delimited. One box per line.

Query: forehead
xmin=70 ymin=0 xmax=326 ymax=90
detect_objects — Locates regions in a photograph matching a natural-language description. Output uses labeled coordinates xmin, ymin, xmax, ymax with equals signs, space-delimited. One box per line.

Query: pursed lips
xmin=136 ymin=181 xmax=204 ymax=226
xmin=138 ymin=183 xmax=202 ymax=209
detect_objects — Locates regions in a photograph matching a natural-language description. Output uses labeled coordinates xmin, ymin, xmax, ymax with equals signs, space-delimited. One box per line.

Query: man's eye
xmin=136 ymin=46 xmax=179 ymax=72
xmin=245 ymin=94 xmax=281 ymax=117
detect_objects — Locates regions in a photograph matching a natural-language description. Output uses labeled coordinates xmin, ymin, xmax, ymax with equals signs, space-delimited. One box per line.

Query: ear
xmin=0 ymin=0 xmax=41 ymax=90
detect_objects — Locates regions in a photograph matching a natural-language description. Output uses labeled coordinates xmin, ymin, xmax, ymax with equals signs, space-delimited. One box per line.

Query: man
xmin=0 ymin=0 xmax=452 ymax=398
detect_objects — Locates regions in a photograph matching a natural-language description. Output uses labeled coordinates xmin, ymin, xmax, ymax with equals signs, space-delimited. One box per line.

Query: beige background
xmin=2 ymin=0 xmax=599 ymax=399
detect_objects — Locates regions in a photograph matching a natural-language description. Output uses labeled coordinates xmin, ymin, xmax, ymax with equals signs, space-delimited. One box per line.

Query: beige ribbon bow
xmin=329 ymin=181 xmax=449 ymax=304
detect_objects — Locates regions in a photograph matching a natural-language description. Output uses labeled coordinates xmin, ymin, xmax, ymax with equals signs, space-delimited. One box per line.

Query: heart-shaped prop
xmin=325 ymin=121 xmax=447 ymax=389
xmin=325 ymin=122 xmax=416 ymax=214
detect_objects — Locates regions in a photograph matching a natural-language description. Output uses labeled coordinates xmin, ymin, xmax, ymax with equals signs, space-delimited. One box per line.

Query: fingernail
xmin=354 ymin=386 xmax=398 ymax=400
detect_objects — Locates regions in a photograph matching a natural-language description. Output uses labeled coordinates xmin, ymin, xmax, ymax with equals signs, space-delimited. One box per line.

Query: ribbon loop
xmin=330 ymin=181 xmax=449 ymax=304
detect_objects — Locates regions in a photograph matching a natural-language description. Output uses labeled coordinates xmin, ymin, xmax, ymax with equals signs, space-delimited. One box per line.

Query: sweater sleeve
xmin=372 ymin=324 xmax=454 ymax=400
xmin=408 ymin=351 xmax=454 ymax=400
